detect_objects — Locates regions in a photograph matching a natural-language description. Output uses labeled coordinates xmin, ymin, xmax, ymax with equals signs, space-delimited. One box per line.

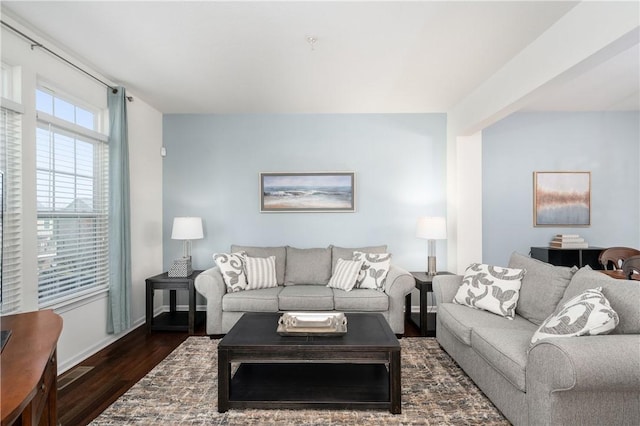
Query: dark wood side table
xmin=145 ymin=270 xmax=204 ymax=334
xmin=405 ymin=271 xmax=453 ymax=337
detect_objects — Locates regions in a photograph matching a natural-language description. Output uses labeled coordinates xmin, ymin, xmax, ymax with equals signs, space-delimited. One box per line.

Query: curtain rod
xmin=1 ymin=20 xmax=132 ymax=102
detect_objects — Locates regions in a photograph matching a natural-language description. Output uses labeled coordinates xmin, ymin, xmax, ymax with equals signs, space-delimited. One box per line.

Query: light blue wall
xmin=162 ymin=114 xmax=447 ymax=273
xmin=482 ymin=112 xmax=640 ymax=266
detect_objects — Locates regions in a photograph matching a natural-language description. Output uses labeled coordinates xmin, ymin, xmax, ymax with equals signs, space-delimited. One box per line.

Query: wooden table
xmin=145 ymin=270 xmax=204 ymax=334
xmin=1 ymin=310 xmax=63 ymax=426
xmin=406 ymin=271 xmax=453 ymax=337
xmin=218 ymin=312 xmax=401 ymax=414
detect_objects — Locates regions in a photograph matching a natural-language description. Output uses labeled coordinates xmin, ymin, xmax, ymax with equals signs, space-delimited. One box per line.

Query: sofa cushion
xmin=327 ymin=258 xmax=363 ymax=292
xmin=508 ymin=252 xmax=577 ymax=325
xmin=331 ymin=245 xmax=387 ymax=271
xmin=285 ymin=246 xmax=332 ymax=285
xmin=231 ymin=245 xmax=286 ymax=285
xmin=454 ymin=263 xmax=525 ymax=319
xmin=213 ymin=251 xmax=248 ymax=292
xmin=561 ymin=266 xmax=640 ymax=334
xmin=222 ymin=287 xmax=281 ymax=312
xmin=438 ymin=303 xmax=537 ymax=346
xmin=353 ymin=251 xmax=392 ymax=291
xmin=531 ymin=287 xmax=619 ymax=345
xmin=245 ymin=255 xmax=278 ymax=290
xmin=333 ymin=288 xmax=389 ymax=311
xmin=278 ymin=285 xmax=334 ymax=310
xmin=471 ymin=327 xmax=532 ymax=392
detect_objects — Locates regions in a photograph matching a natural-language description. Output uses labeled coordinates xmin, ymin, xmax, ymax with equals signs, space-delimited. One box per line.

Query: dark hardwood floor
xmin=57 ymin=317 xmax=421 ymax=425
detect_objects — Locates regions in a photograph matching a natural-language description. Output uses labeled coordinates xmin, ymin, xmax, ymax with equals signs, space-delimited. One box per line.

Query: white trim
xmin=57 ymin=314 xmax=146 ymax=374
xmin=36 ymin=110 xmax=108 ymax=142
xmin=50 ymin=287 xmax=109 ymax=314
xmin=410 ymin=305 xmax=437 ymax=314
xmin=0 ymin=97 xmax=23 ymax=114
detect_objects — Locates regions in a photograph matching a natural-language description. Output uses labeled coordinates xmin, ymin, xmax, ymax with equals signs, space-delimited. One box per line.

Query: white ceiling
xmin=2 ymin=1 xmax=638 ymax=114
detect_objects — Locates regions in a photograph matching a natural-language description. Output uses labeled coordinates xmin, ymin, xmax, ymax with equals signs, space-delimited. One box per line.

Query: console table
xmin=1 ymin=310 xmax=63 ymax=426
xmin=530 ymin=247 xmax=604 ymax=269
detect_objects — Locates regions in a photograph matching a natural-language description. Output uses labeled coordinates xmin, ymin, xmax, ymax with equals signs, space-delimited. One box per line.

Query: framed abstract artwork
xmin=260 ymin=172 xmax=356 ymax=212
xmin=533 ymin=171 xmax=591 ymax=227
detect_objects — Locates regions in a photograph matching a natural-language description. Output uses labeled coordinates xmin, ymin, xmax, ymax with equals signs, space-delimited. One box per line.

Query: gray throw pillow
xmin=285 ymin=246 xmax=332 ymax=285
xmin=561 ymin=266 xmax=640 ymax=334
xmin=508 ymin=252 xmax=576 ymax=325
xmin=231 ymin=245 xmax=286 ymax=285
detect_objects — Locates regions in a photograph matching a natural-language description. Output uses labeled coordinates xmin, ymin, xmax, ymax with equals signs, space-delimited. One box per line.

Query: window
xmin=0 ymin=99 xmax=23 ymax=314
xmin=36 ymin=86 xmax=109 ymax=306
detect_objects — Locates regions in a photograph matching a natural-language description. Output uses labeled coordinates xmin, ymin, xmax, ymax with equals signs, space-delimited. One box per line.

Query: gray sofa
xmin=433 ymin=252 xmax=640 ymax=426
xmin=195 ymin=245 xmax=415 ymax=335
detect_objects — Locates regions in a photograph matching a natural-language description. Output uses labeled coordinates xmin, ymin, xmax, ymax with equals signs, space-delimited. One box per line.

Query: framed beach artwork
xmin=533 ymin=171 xmax=591 ymax=227
xmin=260 ymin=172 xmax=356 ymax=212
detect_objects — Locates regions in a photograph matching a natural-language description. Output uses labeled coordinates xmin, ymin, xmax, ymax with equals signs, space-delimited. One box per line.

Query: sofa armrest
xmin=527 ymin=335 xmax=640 ymax=424
xmin=384 ymin=265 xmax=416 ymax=334
xmin=385 ymin=265 xmax=415 ymax=297
xmin=195 ymin=266 xmax=226 ymax=334
xmin=527 ymin=335 xmax=640 ymax=393
xmin=433 ymin=274 xmax=463 ymax=305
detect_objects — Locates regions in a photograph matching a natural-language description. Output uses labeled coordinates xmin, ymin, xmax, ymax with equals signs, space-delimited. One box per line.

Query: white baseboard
xmin=410 ymin=305 xmax=437 ymax=313
xmin=58 ymin=313 xmax=151 ymax=374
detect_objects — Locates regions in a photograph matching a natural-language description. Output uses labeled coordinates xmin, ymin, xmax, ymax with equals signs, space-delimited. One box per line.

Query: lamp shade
xmin=171 ymin=217 xmax=203 ymax=240
xmin=416 ymin=216 xmax=447 ymax=240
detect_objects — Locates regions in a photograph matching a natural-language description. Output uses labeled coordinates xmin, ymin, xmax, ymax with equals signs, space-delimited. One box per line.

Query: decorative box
xmin=168 ymin=256 xmax=193 ymax=277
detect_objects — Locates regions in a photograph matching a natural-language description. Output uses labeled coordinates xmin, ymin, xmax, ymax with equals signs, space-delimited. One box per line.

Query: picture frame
xmin=533 ymin=171 xmax=591 ymax=227
xmin=260 ymin=172 xmax=356 ymax=213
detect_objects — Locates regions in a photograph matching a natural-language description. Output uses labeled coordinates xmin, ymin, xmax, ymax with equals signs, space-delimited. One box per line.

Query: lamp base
xmin=168 ymin=256 xmax=193 ymax=277
xmin=427 ymin=256 xmax=437 ymax=276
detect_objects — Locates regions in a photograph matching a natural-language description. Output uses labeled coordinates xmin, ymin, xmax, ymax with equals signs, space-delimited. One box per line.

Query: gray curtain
xmin=107 ymin=86 xmax=132 ymax=334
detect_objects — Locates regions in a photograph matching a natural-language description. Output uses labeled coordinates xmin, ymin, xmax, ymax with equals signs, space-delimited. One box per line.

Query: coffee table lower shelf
xmin=225 ymin=363 xmax=391 ymax=411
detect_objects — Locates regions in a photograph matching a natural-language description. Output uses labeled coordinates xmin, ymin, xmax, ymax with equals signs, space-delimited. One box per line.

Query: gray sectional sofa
xmin=195 ymin=244 xmax=415 ymax=335
xmin=433 ymin=252 xmax=640 ymax=426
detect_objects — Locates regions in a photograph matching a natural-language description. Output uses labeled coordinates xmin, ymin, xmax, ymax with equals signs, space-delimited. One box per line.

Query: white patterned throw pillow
xmin=327 ymin=258 xmax=364 ymax=292
xmin=353 ymin=251 xmax=392 ymax=292
xmin=245 ymin=255 xmax=278 ymax=290
xmin=213 ymin=251 xmax=248 ymax=292
xmin=530 ymin=287 xmax=619 ymax=346
xmin=453 ymin=263 xmax=526 ymax=319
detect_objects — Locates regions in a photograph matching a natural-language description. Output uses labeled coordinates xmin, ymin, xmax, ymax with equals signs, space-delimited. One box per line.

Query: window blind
xmin=0 ymin=105 xmax=22 ymax=314
xmin=36 ymin=111 xmax=109 ymax=306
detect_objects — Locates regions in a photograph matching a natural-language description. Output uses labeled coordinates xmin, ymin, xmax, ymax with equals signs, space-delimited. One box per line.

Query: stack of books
xmin=549 ymin=234 xmax=589 ymax=249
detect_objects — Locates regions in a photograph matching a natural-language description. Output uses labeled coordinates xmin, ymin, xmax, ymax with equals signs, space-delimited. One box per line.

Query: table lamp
xmin=416 ymin=216 xmax=447 ymax=276
xmin=169 ymin=217 xmax=204 ymax=277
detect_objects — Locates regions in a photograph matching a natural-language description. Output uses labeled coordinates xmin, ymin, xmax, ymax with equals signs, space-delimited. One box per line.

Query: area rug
xmin=90 ymin=337 xmax=508 ymax=425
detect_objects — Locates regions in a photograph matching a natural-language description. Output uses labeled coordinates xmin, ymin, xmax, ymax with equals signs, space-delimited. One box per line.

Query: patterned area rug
xmin=91 ymin=337 xmax=508 ymax=425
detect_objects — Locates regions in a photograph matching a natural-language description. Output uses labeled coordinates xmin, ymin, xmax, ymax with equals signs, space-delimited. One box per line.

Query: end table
xmin=145 ymin=270 xmax=204 ymax=334
xmin=405 ymin=271 xmax=453 ymax=337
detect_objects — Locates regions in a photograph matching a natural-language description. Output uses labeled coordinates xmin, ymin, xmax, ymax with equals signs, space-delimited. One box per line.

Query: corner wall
xmin=1 ymin=17 xmax=164 ymax=372
xmin=482 ymin=111 xmax=640 ymax=265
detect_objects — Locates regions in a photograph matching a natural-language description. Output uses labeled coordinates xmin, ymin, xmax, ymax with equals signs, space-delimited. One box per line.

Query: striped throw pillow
xmin=327 ymin=258 xmax=364 ymax=292
xmin=245 ymin=255 xmax=278 ymax=290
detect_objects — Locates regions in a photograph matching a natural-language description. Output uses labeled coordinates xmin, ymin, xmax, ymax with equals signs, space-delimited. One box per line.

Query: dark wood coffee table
xmin=217 ymin=312 xmax=401 ymax=414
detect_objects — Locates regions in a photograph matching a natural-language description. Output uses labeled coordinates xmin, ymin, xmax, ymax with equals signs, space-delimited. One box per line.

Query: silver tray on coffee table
xmin=277 ymin=312 xmax=347 ymax=336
